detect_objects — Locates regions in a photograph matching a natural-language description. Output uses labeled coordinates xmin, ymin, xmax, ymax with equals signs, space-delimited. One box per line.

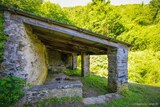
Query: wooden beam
xmin=34 ymin=30 xmax=108 ymax=51
xmin=23 ymin=17 xmax=120 ymax=47
xmin=46 ymin=46 xmax=77 ymax=54
xmin=36 ymin=33 xmax=107 ymax=54
xmin=40 ymin=37 xmax=107 ymax=54
xmin=42 ymin=40 xmax=91 ymax=54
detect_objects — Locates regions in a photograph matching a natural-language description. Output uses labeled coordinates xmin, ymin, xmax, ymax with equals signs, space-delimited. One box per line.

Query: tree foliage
xmin=150 ymin=0 xmax=160 ymax=23
xmin=66 ymin=2 xmax=125 ymax=38
xmin=0 ymin=75 xmax=25 ymax=106
xmin=0 ymin=0 xmax=41 ymax=13
xmin=38 ymin=2 xmax=71 ymax=24
xmin=128 ymin=50 xmax=160 ymax=86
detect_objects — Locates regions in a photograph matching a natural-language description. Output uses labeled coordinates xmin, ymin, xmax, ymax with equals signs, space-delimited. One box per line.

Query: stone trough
xmin=25 ymin=81 xmax=82 ymax=103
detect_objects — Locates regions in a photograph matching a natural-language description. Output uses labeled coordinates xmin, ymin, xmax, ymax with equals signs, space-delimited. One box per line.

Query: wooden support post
xmin=81 ymin=53 xmax=90 ymax=77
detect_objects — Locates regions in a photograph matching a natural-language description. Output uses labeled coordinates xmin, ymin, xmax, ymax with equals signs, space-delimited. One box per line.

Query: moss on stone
xmin=0 ymin=10 xmax=7 ymax=63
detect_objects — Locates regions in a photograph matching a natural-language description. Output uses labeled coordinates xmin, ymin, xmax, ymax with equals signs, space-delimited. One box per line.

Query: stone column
xmin=81 ymin=53 xmax=90 ymax=77
xmin=72 ymin=53 xmax=77 ymax=70
xmin=107 ymin=47 xmax=128 ymax=93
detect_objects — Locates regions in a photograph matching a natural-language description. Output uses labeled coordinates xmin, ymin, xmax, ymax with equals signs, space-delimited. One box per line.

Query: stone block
xmin=25 ymin=81 xmax=83 ymax=103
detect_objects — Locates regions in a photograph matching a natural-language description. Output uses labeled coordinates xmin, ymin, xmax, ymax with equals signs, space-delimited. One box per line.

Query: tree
xmin=92 ymin=0 xmax=106 ymax=3
xmin=92 ymin=0 xmax=111 ymax=4
xmin=150 ymin=0 xmax=160 ymax=23
xmin=38 ymin=2 xmax=72 ymax=24
xmin=0 ymin=0 xmax=41 ymax=13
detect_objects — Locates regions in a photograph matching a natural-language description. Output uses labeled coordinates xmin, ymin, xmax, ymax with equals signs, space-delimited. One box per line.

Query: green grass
xmin=84 ymin=82 xmax=160 ymax=107
xmin=81 ymin=75 xmax=108 ymax=96
xmin=25 ymin=97 xmax=82 ymax=107
xmin=104 ymin=83 xmax=160 ymax=107
xmin=64 ymin=69 xmax=81 ymax=76
xmin=48 ymin=70 xmax=64 ymax=74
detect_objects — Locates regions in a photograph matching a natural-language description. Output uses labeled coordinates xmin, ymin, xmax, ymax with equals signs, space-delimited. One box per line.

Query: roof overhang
xmin=0 ymin=4 xmax=131 ymax=55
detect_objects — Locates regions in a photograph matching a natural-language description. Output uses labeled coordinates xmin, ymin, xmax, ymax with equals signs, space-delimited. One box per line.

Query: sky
xmin=45 ymin=0 xmax=151 ymax=7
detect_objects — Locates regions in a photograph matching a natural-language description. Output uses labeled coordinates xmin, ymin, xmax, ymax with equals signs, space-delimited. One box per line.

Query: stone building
xmin=0 ymin=4 xmax=131 ymax=93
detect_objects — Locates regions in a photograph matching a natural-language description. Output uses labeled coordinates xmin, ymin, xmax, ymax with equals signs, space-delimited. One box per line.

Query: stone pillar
xmin=107 ymin=47 xmax=128 ymax=93
xmin=81 ymin=53 xmax=90 ymax=77
xmin=72 ymin=53 xmax=77 ymax=70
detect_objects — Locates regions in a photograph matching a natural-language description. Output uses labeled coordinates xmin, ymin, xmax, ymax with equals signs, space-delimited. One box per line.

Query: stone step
xmin=83 ymin=93 xmax=123 ymax=105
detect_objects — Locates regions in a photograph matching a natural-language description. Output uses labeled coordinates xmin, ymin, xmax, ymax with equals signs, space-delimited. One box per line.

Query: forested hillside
xmin=65 ymin=1 xmax=160 ymax=51
xmin=0 ymin=0 xmax=160 ymax=86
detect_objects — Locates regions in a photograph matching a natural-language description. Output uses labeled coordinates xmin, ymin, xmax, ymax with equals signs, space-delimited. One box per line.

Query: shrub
xmin=0 ymin=75 xmax=25 ymax=107
xmin=90 ymin=55 xmax=108 ymax=77
xmin=128 ymin=50 xmax=160 ymax=86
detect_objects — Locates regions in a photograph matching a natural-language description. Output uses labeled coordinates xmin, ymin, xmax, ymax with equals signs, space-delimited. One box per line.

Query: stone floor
xmin=83 ymin=93 xmax=123 ymax=105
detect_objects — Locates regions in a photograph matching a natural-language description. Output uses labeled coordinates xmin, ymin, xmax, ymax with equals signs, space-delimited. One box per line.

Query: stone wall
xmin=47 ymin=49 xmax=72 ymax=72
xmin=3 ymin=11 xmax=75 ymax=85
xmin=25 ymin=81 xmax=82 ymax=103
xmin=3 ymin=11 xmax=48 ymax=85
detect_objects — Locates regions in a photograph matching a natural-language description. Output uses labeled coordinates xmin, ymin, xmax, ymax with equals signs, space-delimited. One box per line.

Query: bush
xmin=90 ymin=55 xmax=108 ymax=77
xmin=0 ymin=75 xmax=25 ymax=107
xmin=89 ymin=50 xmax=160 ymax=86
xmin=128 ymin=50 xmax=160 ymax=86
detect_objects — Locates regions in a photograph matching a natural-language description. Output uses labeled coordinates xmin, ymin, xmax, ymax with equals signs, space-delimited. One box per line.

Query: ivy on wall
xmin=0 ymin=10 xmax=7 ymax=64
